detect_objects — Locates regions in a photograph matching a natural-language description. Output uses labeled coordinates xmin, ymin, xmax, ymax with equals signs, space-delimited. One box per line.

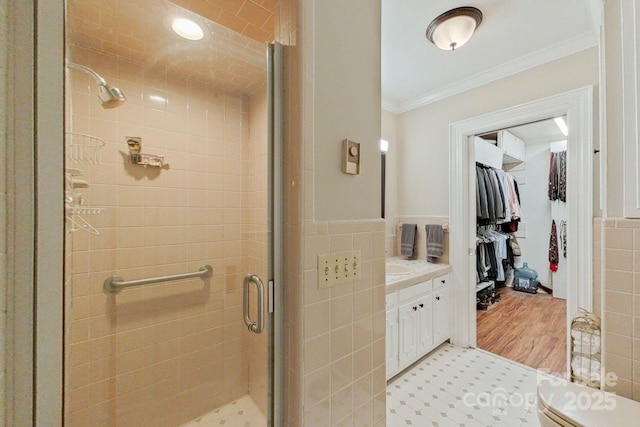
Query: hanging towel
xmin=400 ymin=223 xmax=418 ymax=258
xmin=425 ymin=224 xmax=444 ymax=263
xmin=549 ymin=220 xmax=559 ymax=272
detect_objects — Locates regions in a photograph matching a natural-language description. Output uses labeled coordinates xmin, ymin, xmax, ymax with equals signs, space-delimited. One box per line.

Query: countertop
xmin=385 ymin=257 xmax=452 ymax=293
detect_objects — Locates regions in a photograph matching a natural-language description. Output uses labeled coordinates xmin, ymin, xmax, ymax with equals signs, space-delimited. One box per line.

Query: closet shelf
xmin=476 ymin=281 xmax=494 ymax=293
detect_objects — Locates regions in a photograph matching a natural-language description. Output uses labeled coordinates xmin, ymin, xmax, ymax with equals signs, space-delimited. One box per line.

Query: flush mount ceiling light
xmin=172 ymin=18 xmax=204 ymax=41
xmin=426 ymin=7 xmax=483 ymax=51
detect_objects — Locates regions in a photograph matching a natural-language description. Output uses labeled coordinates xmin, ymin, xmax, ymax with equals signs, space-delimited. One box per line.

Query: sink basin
xmin=386 ymin=264 xmax=414 ymax=275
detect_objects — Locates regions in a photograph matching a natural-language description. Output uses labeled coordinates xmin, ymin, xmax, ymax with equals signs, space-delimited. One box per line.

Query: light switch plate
xmin=318 ymin=250 xmax=362 ymax=289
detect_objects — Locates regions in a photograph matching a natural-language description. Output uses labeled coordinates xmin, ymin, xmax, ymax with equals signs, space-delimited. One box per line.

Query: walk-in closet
xmin=474 ymin=118 xmax=569 ymax=376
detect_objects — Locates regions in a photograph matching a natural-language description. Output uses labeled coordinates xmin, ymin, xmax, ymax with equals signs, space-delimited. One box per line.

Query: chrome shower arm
xmin=67 ymin=62 xmax=107 ymax=86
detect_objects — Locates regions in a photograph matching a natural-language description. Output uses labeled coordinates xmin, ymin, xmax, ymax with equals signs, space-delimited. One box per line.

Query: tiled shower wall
xmin=65 ymin=46 xmax=267 ymax=426
xmin=602 ymin=218 xmax=640 ymax=400
xmin=246 ymin=82 xmax=269 ymax=415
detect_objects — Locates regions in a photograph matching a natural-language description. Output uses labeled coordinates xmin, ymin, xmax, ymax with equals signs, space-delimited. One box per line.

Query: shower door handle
xmin=243 ymin=274 xmax=265 ymax=334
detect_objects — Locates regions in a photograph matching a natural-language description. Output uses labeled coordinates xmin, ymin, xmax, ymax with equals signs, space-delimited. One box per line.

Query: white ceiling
xmin=507 ymin=118 xmax=566 ymax=143
xmin=382 ymin=0 xmax=599 ymax=113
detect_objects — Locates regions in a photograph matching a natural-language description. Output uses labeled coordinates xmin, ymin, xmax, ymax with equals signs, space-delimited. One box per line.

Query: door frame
xmin=8 ymin=1 xmax=65 ymax=425
xmin=448 ymin=86 xmax=594 ymax=375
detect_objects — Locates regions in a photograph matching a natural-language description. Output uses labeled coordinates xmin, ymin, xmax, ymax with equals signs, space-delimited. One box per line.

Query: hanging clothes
xmin=548 ymin=151 xmax=567 ymax=202
xmin=560 ymin=220 xmax=567 ymax=258
xmin=548 ymin=153 xmax=556 ymax=200
xmin=475 ymin=164 xmax=521 ymax=224
xmin=559 ymin=151 xmax=567 ymax=202
xmin=549 ymin=220 xmax=559 ymax=271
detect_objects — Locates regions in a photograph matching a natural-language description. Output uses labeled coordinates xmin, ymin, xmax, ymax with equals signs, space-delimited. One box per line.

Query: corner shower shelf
xmin=66 ymin=132 xmax=105 ymax=164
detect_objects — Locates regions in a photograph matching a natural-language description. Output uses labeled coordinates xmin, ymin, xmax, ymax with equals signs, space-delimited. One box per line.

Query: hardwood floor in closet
xmin=476 ymin=287 xmax=566 ymax=376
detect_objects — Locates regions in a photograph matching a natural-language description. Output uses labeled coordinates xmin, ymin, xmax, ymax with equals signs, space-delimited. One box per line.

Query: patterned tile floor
xmin=387 ymin=344 xmax=553 ymax=426
xmin=181 ymin=395 xmax=266 ymax=427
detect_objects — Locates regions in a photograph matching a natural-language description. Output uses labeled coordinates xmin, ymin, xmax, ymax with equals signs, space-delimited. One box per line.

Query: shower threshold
xmin=181 ymin=395 xmax=266 ymax=427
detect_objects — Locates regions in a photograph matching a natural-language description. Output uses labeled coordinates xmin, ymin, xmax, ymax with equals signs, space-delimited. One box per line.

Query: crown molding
xmin=382 ymin=99 xmax=402 ymax=115
xmin=386 ymin=31 xmax=598 ymax=115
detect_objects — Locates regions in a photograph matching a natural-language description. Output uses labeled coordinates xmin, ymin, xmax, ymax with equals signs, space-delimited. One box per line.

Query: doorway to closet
xmin=448 ymin=87 xmax=594 ymax=380
xmin=474 ymin=118 xmax=569 ymax=376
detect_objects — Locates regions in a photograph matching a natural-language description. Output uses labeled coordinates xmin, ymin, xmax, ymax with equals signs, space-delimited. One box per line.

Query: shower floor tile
xmin=387 ymin=343 xmax=553 ymax=426
xmin=182 ymin=395 xmax=266 ymax=427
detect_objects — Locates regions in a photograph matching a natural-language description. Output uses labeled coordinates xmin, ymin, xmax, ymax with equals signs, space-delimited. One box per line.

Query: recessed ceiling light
xmin=172 ymin=18 xmax=204 ymax=41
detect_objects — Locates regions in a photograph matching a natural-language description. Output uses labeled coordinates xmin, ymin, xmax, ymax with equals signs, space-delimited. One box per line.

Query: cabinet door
xmin=433 ymin=285 xmax=450 ymax=345
xmin=398 ymin=301 xmax=418 ymax=369
xmin=416 ymin=295 xmax=433 ymax=357
xmin=386 ymin=308 xmax=399 ymax=378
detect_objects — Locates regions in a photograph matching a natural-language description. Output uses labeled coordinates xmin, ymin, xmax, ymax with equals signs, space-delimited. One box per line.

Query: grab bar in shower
xmin=103 ymin=265 xmax=213 ymax=293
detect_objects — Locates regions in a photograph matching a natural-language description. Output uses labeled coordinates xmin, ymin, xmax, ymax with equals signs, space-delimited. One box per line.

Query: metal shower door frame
xmin=267 ymin=41 xmax=285 ymax=427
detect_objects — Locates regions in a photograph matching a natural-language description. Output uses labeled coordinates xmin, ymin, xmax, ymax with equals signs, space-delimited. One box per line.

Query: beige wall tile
xmin=331 ymin=294 xmax=354 ymax=330
xmin=605 ymin=249 xmax=633 ymax=271
xmin=304 ymin=365 xmax=331 ymax=407
xmin=304 ymin=333 xmax=331 ymax=373
xmin=604 ymin=269 xmax=633 ymax=293
xmin=331 ymin=384 xmax=353 ymax=425
xmin=304 ymin=300 xmax=331 ymax=339
xmin=605 ymin=332 xmax=633 ymax=358
xmin=605 ymin=227 xmax=634 ymax=249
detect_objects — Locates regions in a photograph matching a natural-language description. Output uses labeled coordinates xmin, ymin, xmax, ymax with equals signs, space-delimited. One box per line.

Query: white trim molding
xmin=448 ymin=87 xmax=594 ymax=372
xmin=621 ymin=0 xmax=640 ymax=218
xmin=384 ymin=32 xmax=598 ymax=115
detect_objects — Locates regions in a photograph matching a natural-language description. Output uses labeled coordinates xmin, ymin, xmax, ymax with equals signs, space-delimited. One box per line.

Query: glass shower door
xmin=63 ymin=1 xmax=280 ymax=425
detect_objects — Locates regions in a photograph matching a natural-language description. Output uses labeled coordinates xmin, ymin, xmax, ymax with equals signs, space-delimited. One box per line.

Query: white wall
xmin=382 ymin=109 xmax=398 ymax=248
xmin=313 ymin=0 xmax=381 ymax=220
xmin=396 ymin=48 xmax=600 ymax=217
xmin=516 ymin=143 xmax=552 ymax=286
xmin=515 ymin=140 xmax=567 ymax=299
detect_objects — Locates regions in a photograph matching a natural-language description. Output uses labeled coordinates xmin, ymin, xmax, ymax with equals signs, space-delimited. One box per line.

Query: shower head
xmin=67 ymin=62 xmax=127 ymax=109
xmin=97 ymin=83 xmax=126 ymax=109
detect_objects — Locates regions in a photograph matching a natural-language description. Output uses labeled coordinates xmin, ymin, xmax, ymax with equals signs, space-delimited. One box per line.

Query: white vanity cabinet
xmin=433 ymin=277 xmax=450 ymax=345
xmin=386 ymin=273 xmax=450 ymax=379
xmin=398 ymin=300 xmax=419 ymax=367
xmin=385 ymin=293 xmax=399 ymax=376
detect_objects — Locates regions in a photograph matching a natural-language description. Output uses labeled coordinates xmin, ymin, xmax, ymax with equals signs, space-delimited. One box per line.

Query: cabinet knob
xmin=412 ymin=306 xmax=417 ymax=311
xmin=436 ymin=296 xmax=440 ymax=301
xmin=441 ymin=280 xmax=445 ymax=284
xmin=419 ymin=303 xmax=424 ymax=308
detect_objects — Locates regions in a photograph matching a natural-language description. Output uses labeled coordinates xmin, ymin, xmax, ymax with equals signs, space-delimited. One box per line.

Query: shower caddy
xmin=65 ymin=132 xmax=105 ymax=235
